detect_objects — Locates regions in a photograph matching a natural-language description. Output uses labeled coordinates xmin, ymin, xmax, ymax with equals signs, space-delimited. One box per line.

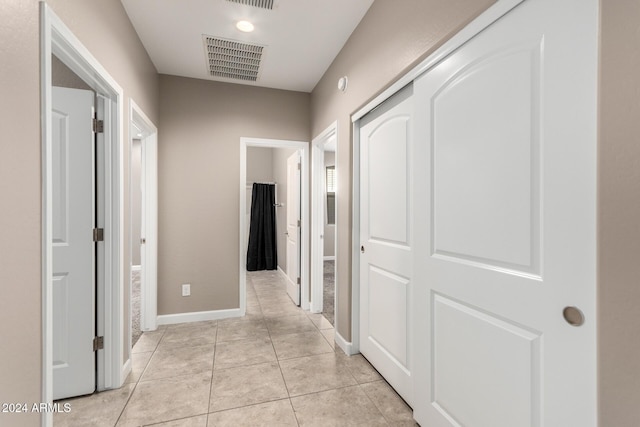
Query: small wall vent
xmin=225 ymin=0 xmax=274 ymax=10
xmin=203 ymin=36 xmax=265 ymax=82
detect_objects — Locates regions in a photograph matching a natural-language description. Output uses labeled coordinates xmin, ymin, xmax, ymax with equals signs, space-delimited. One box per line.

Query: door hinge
xmin=297 ymin=220 xmax=301 ymax=227
xmin=296 ymin=277 xmax=301 ymax=285
xmin=93 ymin=228 xmax=104 ymax=242
xmin=297 ymin=163 xmax=301 ymax=170
xmin=92 ymin=118 xmax=104 ymax=133
xmin=93 ymin=336 xmax=104 ymax=351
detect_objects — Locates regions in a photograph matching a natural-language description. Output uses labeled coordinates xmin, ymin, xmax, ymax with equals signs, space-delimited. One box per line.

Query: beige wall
xmin=247 ymin=147 xmax=274 ymax=184
xmin=0 ymin=2 xmax=42 ymax=425
xmin=310 ymin=0 xmax=495 ymax=340
xmin=0 ymin=1 xmax=158 ymax=423
xmin=158 ymin=75 xmax=309 ymax=315
xmin=245 ymin=147 xmax=273 ymax=263
xmin=52 ymin=54 xmax=92 ymax=90
xmin=598 ymin=0 xmax=640 ymax=424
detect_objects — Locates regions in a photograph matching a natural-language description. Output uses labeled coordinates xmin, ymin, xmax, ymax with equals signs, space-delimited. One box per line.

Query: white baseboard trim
xmin=277 ymin=266 xmax=287 ymax=278
xmin=335 ymin=331 xmax=357 ymax=356
xmin=131 ymin=265 xmax=141 ymax=272
xmin=120 ymin=357 xmax=132 ymax=387
xmin=157 ymin=308 xmax=242 ymax=326
xmin=323 ymin=256 xmax=336 ymax=261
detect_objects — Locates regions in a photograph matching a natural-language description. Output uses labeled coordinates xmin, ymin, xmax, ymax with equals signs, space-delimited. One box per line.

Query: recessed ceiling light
xmin=236 ymin=20 xmax=254 ymax=32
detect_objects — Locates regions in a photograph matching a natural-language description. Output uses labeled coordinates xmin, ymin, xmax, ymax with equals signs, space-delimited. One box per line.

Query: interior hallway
xmin=54 ymin=270 xmax=415 ymax=426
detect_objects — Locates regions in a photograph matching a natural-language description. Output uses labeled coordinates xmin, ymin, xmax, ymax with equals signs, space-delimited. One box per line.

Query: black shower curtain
xmin=246 ymin=183 xmax=278 ymax=271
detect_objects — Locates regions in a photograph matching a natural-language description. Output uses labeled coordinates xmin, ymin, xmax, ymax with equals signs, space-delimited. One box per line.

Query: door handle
xmin=361 ymin=245 xmax=365 ymax=253
xmin=563 ymin=306 xmax=584 ymax=327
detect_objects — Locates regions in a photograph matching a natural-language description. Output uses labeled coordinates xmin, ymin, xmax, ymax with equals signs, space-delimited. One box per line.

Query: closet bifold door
xmin=411 ymin=0 xmax=599 ymax=426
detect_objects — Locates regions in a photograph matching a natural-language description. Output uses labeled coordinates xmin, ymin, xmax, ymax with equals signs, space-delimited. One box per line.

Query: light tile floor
xmin=54 ymin=270 xmax=417 ymax=426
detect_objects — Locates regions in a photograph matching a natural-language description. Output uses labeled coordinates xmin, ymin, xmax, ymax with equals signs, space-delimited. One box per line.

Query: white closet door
xmin=285 ymin=151 xmax=301 ymax=305
xmin=52 ymin=86 xmax=96 ymax=400
xmin=359 ymin=84 xmax=414 ymax=406
xmin=412 ymin=0 xmax=598 ymax=425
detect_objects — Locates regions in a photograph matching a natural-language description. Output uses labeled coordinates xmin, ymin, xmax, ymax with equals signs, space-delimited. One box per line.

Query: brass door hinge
xmin=93 ymin=228 xmax=104 ymax=242
xmin=92 ymin=118 xmax=104 ymax=133
xmin=93 ymin=336 xmax=104 ymax=351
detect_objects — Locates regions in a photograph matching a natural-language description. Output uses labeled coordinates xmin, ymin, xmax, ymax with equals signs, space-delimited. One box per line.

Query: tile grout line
xmin=255 ymin=272 xmax=301 ymax=426
xmin=113 ymin=326 xmax=167 ymax=426
xmin=205 ymin=320 xmax=219 ymax=427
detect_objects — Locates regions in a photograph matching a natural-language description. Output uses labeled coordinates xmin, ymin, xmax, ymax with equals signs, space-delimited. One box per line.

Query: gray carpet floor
xmin=131 ymin=269 xmax=141 ymax=347
xmin=323 ymin=260 xmax=335 ymax=326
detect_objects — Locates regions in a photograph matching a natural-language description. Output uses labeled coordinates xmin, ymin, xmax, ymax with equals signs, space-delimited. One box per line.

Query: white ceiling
xmin=121 ymin=0 xmax=374 ymax=93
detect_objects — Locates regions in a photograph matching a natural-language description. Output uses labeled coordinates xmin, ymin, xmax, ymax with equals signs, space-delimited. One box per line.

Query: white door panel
xmin=360 ymin=84 xmax=413 ymax=406
xmin=412 ymin=0 xmax=598 ymax=425
xmin=52 ymin=86 xmax=96 ymax=400
xmin=286 ymin=152 xmax=301 ymax=305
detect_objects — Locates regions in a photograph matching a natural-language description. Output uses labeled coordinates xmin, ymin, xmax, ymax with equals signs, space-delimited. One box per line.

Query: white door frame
xmin=311 ymin=122 xmax=338 ymax=315
xmin=350 ymin=0 xmax=525 ymax=355
xmin=128 ymin=100 xmax=158 ymax=338
xmin=240 ymin=138 xmax=310 ymax=311
xmin=41 ymin=3 xmax=125 ymax=425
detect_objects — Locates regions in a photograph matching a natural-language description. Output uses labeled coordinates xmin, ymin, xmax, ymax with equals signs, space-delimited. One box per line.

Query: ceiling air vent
xmin=203 ymin=36 xmax=265 ymax=82
xmin=225 ymin=0 xmax=274 ymax=10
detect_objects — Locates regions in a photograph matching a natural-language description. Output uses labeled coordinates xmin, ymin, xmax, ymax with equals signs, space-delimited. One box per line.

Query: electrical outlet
xmin=181 ymin=284 xmax=191 ymax=297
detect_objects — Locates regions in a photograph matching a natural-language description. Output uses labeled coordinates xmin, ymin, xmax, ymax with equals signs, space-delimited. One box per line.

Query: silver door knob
xmin=563 ymin=306 xmax=584 ymax=327
xmin=361 ymin=245 xmax=365 ymax=253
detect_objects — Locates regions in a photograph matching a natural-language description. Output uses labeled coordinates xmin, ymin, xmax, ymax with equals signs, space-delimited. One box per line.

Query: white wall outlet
xmin=181 ymin=283 xmax=191 ymax=297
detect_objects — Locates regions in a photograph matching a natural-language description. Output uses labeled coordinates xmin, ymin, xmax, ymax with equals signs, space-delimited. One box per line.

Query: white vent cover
xmin=225 ymin=0 xmax=274 ymax=10
xmin=203 ymin=36 xmax=265 ymax=82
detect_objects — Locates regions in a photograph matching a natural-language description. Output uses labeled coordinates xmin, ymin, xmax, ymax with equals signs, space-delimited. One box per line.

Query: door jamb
xmin=240 ymin=138 xmax=310 ymax=312
xmin=41 ymin=4 xmax=124 ymax=425
xmin=128 ymin=100 xmax=158 ymax=337
xmin=349 ymin=0 xmax=526 ymax=357
xmin=311 ymin=122 xmax=338 ymax=315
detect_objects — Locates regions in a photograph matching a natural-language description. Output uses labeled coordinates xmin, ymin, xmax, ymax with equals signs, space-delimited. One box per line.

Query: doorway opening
xmin=128 ymin=100 xmax=158 ymax=352
xmin=240 ymin=138 xmax=310 ymax=314
xmin=311 ymin=122 xmax=338 ymax=328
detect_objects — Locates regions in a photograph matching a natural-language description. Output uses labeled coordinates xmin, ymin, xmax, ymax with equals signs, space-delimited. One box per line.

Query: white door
xmin=412 ymin=0 xmax=598 ymax=425
xmin=52 ymin=86 xmax=97 ymax=400
xmin=285 ymin=152 xmax=301 ymax=305
xmin=359 ymin=84 xmax=413 ymax=406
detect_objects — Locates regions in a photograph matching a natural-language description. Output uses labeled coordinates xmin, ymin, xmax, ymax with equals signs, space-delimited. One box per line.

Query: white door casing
xmin=311 ymin=142 xmax=325 ymax=314
xmin=286 ymin=151 xmax=301 ymax=305
xmin=52 ymin=86 xmax=96 ymax=400
xmin=412 ymin=0 xmax=598 ymax=425
xmin=359 ymin=84 xmax=414 ymax=406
